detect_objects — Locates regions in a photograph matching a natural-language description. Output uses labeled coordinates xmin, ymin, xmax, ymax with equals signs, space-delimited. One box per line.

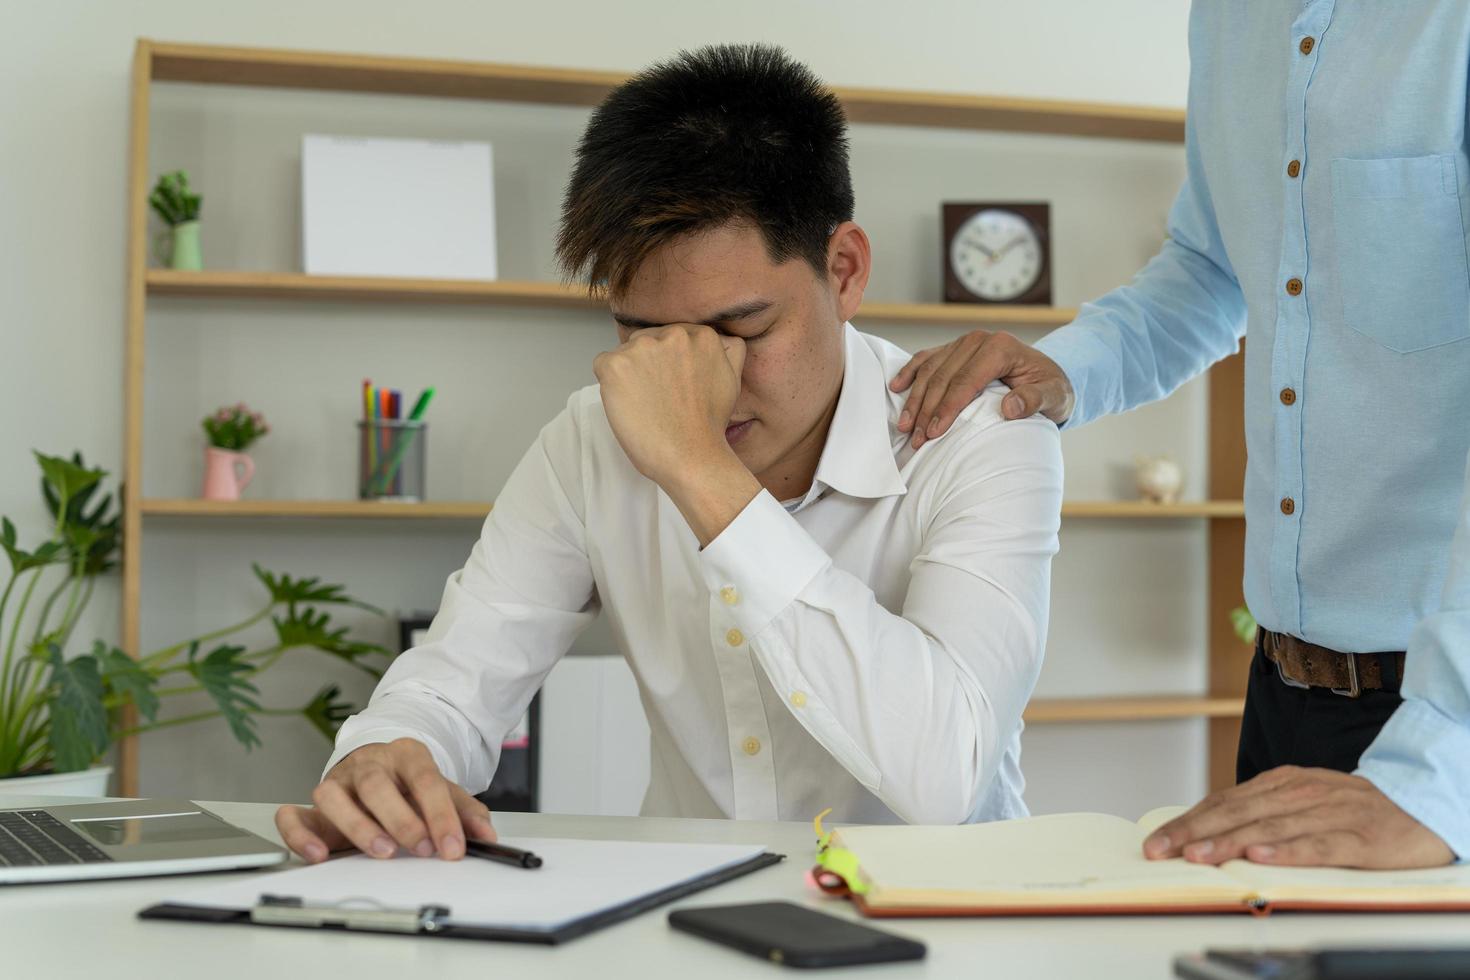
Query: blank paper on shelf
xmin=301 ymin=134 xmax=498 ymax=280
xmin=165 ymin=836 xmax=767 ymax=933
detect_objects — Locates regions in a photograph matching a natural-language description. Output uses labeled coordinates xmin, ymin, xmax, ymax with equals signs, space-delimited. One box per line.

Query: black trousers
xmin=1235 ymin=643 xmax=1404 ymax=784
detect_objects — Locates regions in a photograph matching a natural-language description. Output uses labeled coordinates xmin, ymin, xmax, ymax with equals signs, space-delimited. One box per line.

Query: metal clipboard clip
xmin=251 ymin=894 xmax=452 ymax=934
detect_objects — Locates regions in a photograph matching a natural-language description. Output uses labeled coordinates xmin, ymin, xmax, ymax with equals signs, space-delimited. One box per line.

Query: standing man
xmin=894 ymin=1 xmax=1468 ymax=868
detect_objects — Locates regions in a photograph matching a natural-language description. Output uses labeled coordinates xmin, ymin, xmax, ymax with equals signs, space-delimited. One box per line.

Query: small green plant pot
xmin=163 ymin=220 xmax=202 ymax=270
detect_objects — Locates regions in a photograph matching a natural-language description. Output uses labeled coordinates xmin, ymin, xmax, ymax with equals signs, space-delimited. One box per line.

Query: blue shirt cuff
xmin=1033 ymin=326 xmax=1104 ymax=431
xmin=1357 ymin=699 xmax=1470 ymax=862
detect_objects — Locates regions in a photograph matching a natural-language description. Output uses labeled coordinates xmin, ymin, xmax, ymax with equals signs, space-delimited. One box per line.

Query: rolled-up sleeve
xmin=1034 ymin=29 xmax=1246 ymax=432
xmin=1357 ymin=451 xmax=1470 ymax=860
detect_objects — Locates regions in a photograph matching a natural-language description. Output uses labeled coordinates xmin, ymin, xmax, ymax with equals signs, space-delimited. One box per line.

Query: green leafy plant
xmin=148 ymin=170 xmax=201 ymax=226
xmin=203 ymin=404 xmax=269 ymax=452
xmin=1229 ymin=605 xmax=1257 ymax=645
xmin=0 ymin=451 xmax=391 ymax=779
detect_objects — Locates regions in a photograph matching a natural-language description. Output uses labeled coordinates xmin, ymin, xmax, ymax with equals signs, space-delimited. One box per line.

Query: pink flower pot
xmin=202 ymin=447 xmax=255 ymax=500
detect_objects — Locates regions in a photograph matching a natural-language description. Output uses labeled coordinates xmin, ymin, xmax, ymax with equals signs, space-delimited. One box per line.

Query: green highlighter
xmin=372 ymin=386 xmax=435 ymax=496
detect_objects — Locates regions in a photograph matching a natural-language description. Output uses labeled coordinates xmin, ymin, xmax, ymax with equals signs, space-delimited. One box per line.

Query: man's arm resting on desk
xmin=1138 ymin=453 xmax=1470 ymax=871
xmin=276 ymin=739 xmax=498 ymax=865
xmin=278 ymin=396 xmax=602 ymax=865
xmin=1354 ymin=452 xmax=1470 ymax=862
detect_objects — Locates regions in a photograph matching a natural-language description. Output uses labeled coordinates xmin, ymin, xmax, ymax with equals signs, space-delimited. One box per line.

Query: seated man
xmin=276 ymin=44 xmax=1063 ymax=864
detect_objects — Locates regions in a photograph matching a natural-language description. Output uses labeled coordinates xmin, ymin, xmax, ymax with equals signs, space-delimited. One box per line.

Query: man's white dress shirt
xmin=327 ymin=324 xmax=1063 ymax=824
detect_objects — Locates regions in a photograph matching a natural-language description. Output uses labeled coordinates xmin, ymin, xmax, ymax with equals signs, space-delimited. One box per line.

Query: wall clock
xmin=942 ymin=202 xmax=1051 ymax=305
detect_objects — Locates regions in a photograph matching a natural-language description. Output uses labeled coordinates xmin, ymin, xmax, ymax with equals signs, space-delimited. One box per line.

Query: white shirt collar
xmin=793 ymin=323 xmax=908 ymax=509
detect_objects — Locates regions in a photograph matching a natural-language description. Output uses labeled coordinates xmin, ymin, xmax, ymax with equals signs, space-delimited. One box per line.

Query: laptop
xmin=0 ymin=797 xmax=287 ymax=884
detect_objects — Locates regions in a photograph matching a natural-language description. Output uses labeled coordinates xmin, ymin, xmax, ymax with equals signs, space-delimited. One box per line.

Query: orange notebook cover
xmin=813 ymin=809 xmax=1470 ymax=918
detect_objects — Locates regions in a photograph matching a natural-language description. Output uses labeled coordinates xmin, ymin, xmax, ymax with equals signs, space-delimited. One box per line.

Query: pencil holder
xmin=358 ymin=420 xmax=426 ymax=502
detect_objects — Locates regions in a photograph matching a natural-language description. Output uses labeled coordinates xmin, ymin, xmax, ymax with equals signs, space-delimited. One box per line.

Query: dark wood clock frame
xmin=942 ymin=202 xmax=1052 ymax=305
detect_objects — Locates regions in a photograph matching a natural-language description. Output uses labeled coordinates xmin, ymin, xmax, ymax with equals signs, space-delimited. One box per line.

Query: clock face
xmin=949 ymin=209 xmax=1044 ymax=302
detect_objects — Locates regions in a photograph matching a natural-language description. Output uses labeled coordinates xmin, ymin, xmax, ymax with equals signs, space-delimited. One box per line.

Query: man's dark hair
xmin=556 ymin=44 xmax=854 ymax=296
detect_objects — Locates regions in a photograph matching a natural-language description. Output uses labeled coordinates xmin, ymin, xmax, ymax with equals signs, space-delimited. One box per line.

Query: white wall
xmin=0 ymin=0 xmax=1197 ymax=820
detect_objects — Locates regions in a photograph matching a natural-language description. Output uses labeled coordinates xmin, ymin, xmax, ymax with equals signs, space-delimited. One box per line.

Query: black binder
xmin=139 ymin=850 xmax=783 ymax=945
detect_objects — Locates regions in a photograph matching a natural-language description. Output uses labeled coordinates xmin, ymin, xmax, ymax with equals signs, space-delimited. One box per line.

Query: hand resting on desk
xmin=274 ymin=737 xmax=498 ymax=864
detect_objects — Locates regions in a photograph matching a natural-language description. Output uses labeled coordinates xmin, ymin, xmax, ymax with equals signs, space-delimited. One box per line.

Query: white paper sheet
xmin=301 ymin=134 xmax=497 ymax=280
xmin=166 ymin=836 xmax=768 ymax=932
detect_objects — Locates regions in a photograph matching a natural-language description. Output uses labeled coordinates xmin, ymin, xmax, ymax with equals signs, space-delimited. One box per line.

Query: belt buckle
xmin=1330 ymin=654 xmax=1362 ymax=699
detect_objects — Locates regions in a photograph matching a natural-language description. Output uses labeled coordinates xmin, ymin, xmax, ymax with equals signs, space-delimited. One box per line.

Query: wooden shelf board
xmin=1024 ymin=696 xmax=1244 ymax=724
xmin=144 ymin=269 xmax=1079 ymax=327
xmin=145 ymin=40 xmax=1184 ymax=143
xmin=145 ymin=269 xmax=596 ymax=308
xmin=859 ymin=300 xmax=1075 ymax=327
xmin=140 ymin=498 xmax=1244 ymax=521
xmin=1062 ymin=501 xmax=1245 ymax=519
xmin=139 ymin=498 xmax=493 ymax=520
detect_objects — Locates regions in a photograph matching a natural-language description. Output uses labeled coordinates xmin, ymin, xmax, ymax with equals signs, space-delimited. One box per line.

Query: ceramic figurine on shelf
xmin=202 ymin=403 xmax=268 ymax=501
xmin=149 ymin=169 xmax=203 ymax=270
xmin=1135 ymin=455 xmax=1183 ymax=505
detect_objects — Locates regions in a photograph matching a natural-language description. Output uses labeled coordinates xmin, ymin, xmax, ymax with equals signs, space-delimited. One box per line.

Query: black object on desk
xmin=140 ymin=851 xmax=785 ymax=945
xmin=464 ymin=839 xmax=543 ymax=869
xmin=669 ymin=901 xmax=926 ymax=968
xmin=1175 ymin=947 xmax=1470 ymax=980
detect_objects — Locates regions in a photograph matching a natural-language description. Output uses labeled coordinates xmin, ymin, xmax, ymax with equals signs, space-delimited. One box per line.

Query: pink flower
xmin=214 ymin=408 xmax=232 ymax=422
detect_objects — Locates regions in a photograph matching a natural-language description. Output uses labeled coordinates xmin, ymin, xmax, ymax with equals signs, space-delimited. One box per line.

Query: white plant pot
xmin=0 ymin=765 xmax=112 ymax=798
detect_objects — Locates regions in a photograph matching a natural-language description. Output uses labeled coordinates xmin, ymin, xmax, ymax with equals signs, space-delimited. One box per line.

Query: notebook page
xmin=1136 ymin=806 xmax=1189 ymax=837
xmin=165 ymin=836 xmax=767 ymax=932
xmin=834 ymin=813 xmax=1250 ymax=909
xmin=1222 ymin=858 xmax=1470 ymax=906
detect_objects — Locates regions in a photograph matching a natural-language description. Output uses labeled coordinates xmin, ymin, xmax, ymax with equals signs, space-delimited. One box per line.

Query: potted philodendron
xmin=0 ymin=452 xmax=391 ymax=796
xmin=1230 ymin=605 xmax=1257 ymax=646
xmin=149 ymin=170 xmax=203 ymax=270
xmin=202 ymin=404 xmax=268 ymax=501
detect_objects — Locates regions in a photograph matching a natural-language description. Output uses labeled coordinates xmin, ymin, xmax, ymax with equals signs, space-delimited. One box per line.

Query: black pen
xmin=463 ymin=839 xmax=543 ymax=869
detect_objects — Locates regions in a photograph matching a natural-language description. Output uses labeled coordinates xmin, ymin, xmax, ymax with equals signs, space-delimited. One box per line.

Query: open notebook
xmin=819 ymin=808 xmax=1470 ymax=917
xmin=141 ymin=836 xmax=780 ymax=944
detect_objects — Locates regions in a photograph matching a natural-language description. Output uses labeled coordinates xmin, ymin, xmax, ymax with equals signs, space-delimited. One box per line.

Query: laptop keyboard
xmin=0 ymin=810 xmax=112 ymax=866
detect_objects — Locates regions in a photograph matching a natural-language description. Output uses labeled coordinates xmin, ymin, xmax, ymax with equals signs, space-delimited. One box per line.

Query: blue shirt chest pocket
xmin=1332 ymin=154 xmax=1470 ymax=353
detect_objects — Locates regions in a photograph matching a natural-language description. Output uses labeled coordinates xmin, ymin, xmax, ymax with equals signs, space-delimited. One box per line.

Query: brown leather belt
xmin=1259 ymin=628 xmax=1405 ymax=698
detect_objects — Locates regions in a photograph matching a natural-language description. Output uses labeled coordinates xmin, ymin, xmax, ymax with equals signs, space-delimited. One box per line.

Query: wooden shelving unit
xmin=147 ymin=40 xmax=1185 ymax=142
xmin=1060 ymin=501 xmax=1244 ymax=520
xmin=1024 ymin=696 xmax=1244 ymax=725
xmin=122 ymin=39 xmax=1235 ymax=797
xmin=145 ymin=268 xmax=1079 ymax=328
xmin=139 ymin=498 xmax=494 ymax=520
xmin=140 ymin=497 xmax=1244 ymax=521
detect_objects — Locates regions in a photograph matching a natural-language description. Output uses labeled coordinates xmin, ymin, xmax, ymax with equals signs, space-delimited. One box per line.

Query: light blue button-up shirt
xmin=1035 ymin=0 xmax=1470 ymax=858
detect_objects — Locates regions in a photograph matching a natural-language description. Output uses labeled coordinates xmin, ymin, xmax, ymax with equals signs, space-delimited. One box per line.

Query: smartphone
xmin=668 ymin=901 xmax=926 ymax=969
xmin=1175 ymin=947 xmax=1470 ymax=980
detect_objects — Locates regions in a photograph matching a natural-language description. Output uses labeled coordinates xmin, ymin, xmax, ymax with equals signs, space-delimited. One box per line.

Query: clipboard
xmin=140 ymin=837 xmax=783 ymax=945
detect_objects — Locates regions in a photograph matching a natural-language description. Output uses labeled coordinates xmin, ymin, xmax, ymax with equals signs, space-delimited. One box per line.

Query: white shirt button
xmin=789 ymin=691 xmax=807 ymax=708
xmin=741 ymin=736 xmax=762 ymax=756
xmin=725 ymin=628 xmax=744 ymax=647
xmin=720 ymin=586 xmax=739 ymax=606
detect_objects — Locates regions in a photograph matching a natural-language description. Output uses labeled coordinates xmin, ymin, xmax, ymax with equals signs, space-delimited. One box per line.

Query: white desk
xmin=5 ymin=794 xmax=1467 ymax=979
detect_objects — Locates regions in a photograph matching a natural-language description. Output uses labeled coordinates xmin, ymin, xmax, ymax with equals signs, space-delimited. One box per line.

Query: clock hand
xmin=996 ymin=235 xmax=1030 ymax=258
xmin=967 ymin=239 xmax=997 ymax=260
